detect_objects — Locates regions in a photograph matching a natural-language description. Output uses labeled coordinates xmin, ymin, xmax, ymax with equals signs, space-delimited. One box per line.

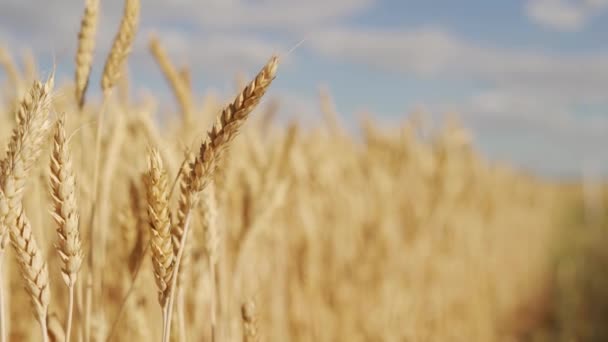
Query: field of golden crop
xmin=0 ymin=0 xmax=607 ymax=341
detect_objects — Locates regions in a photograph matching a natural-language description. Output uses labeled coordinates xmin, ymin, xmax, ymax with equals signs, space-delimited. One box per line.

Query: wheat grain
xmin=241 ymin=300 xmax=259 ymax=342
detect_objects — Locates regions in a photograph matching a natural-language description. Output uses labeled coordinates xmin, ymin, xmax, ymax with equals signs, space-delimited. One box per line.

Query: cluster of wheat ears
xmin=0 ymin=0 xmax=567 ymax=341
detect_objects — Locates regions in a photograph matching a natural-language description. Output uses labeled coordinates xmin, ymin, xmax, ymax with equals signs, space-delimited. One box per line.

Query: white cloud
xmin=309 ymin=27 xmax=608 ymax=106
xmin=525 ymin=0 xmax=608 ymax=31
xmin=0 ymin=0 xmax=374 ymax=38
xmin=133 ymin=30 xmax=287 ymax=75
xmin=140 ymin=0 xmax=374 ymax=30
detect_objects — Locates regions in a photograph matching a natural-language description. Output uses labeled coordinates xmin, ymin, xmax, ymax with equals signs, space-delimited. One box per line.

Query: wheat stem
xmin=41 ymin=316 xmax=49 ymax=342
xmin=0 ymin=252 xmax=5 ymax=342
xmin=85 ymin=93 xmax=109 ymax=342
xmin=209 ymin=257 xmax=217 ymax=342
xmin=177 ymin=288 xmax=186 ymax=342
xmin=65 ymin=285 xmax=74 ymax=342
xmin=83 ymin=273 xmax=92 ymax=342
xmin=163 ymin=212 xmax=192 ymax=342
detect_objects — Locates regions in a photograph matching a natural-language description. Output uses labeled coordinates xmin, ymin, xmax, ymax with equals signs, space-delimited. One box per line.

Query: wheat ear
xmin=100 ymin=0 xmax=140 ymax=93
xmin=149 ymin=35 xmax=193 ymax=123
xmin=0 ymin=77 xmax=52 ymax=342
xmin=10 ymin=208 xmax=50 ymax=342
xmin=144 ymin=148 xmax=173 ymax=308
xmin=163 ymin=55 xmax=279 ymax=342
xmin=189 ymin=55 xmax=278 ymax=194
xmin=49 ymin=114 xmax=83 ymax=342
xmin=1 ymin=78 xmax=53 ymax=342
xmin=50 ymin=114 xmax=83 ymax=287
xmin=0 ymin=77 xmax=54 ymax=234
xmin=75 ymin=0 xmax=99 ymax=109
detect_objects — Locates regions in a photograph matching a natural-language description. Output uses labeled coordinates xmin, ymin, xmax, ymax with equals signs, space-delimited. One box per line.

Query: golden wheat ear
xmin=101 ymin=0 xmax=140 ymax=94
xmin=149 ymin=35 xmax=193 ymax=123
xmin=75 ymin=0 xmax=100 ymax=109
xmin=50 ymin=114 xmax=83 ymax=287
xmin=48 ymin=113 xmax=83 ymax=341
xmin=144 ymin=148 xmax=173 ymax=308
xmin=10 ymin=208 xmax=50 ymax=333
xmin=189 ymin=55 xmax=279 ymax=195
xmin=0 ymin=76 xmax=54 ymax=233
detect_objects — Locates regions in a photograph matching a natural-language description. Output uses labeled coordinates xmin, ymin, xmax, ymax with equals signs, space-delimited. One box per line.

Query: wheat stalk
xmin=201 ymin=182 xmax=218 ymax=340
xmin=0 ymin=191 xmax=7 ymax=342
xmin=49 ymin=114 xmax=83 ymax=342
xmin=165 ymin=150 xmax=193 ymax=341
xmin=178 ymin=66 xmax=192 ymax=91
xmin=0 ymin=193 xmax=8 ymax=256
xmin=171 ymin=150 xmax=194 ymax=290
xmin=75 ymin=0 xmax=99 ymax=109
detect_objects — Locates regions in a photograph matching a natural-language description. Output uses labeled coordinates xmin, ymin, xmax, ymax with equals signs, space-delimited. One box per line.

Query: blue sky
xmin=0 ymin=0 xmax=607 ymax=177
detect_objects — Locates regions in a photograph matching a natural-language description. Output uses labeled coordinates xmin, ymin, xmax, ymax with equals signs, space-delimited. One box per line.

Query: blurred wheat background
xmin=0 ymin=0 xmax=607 ymax=341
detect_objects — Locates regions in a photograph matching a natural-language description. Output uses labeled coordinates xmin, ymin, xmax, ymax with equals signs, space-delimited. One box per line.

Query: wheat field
xmin=0 ymin=1 xmax=606 ymax=341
